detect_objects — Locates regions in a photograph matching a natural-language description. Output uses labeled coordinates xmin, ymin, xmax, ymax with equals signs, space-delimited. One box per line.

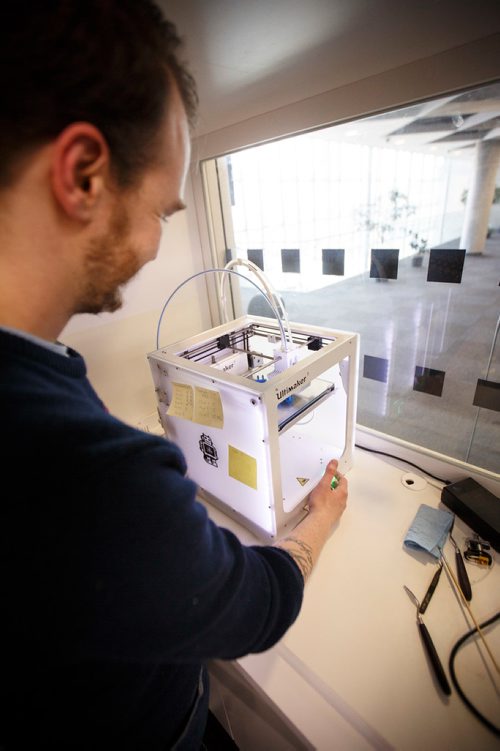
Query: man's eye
xmin=160 ymin=214 xmax=169 ymax=223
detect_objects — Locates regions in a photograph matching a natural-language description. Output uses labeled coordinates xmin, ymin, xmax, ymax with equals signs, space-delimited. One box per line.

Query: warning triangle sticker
xmin=296 ymin=477 xmax=309 ymax=486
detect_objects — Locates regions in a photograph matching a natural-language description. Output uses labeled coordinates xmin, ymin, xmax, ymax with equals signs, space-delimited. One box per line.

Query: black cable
xmin=448 ymin=612 xmax=500 ymax=737
xmin=354 ymin=443 xmax=451 ymax=484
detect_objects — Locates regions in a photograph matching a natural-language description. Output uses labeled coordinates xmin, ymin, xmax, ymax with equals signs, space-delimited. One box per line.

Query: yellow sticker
xmin=296 ymin=477 xmax=310 ymax=486
xmin=228 ymin=445 xmax=258 ymax=490
xmin=194 ymin=386 xmax=224 ymax=429
xmin=167 ymin=383 xmax=194 ymax=421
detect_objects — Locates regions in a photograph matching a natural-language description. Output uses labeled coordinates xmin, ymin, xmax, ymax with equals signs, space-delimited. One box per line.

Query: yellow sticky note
xmin=228 ymin=445 xmax=257 ymax=490
xmin=167 ymin=382 xmax=194 ymax=421
xmin=193 ymin=386 xmax=224 ymax=429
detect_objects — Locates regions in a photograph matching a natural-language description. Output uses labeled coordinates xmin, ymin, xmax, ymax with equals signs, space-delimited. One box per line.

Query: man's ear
xmin=50 ymin=122 xmax=111 ymax=221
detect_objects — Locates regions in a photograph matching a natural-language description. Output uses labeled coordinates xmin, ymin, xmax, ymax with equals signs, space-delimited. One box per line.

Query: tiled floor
xmin=242 ymin=236 xmax=500 ymax=474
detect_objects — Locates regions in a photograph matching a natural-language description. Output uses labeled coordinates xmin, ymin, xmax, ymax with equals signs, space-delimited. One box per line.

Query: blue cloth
xmin=404 ymin=503 xmax=454 ymax=558
xmin=0 ymin=329 xmax=304 ymax=750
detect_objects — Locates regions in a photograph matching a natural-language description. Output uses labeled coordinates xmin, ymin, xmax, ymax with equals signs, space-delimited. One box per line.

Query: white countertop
xmin=201 ymin=445 xmax=500 ymax=750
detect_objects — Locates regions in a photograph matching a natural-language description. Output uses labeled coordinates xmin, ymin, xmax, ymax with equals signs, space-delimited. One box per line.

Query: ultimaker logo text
xmin=276 ymin=376 xmax=307 ymax=400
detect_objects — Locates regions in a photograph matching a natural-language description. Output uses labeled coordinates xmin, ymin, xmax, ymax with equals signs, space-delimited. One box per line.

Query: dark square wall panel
xmin=370 ymin=249 xmax=399 ymax=280
xmin=413 ymin=366 xmax=446 ymax=397
xmin=281 ymin=248 xmax=301 ymax=273
xmin=363 ymin=355 xmax=389 ymax=383
xmin=473 ymin=379 xmax=500 ymax=413
xmin=247 ymin=248 xmax=264 ymax=270
xmin=427 ymin=248 xmax=466 ymax=283
xmin=322 ymin=248 xmax=345 ymax=276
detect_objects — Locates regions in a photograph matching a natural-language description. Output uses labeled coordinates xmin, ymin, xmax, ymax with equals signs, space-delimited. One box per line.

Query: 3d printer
xmin=148 ymin=264 xmax=359 ymax=540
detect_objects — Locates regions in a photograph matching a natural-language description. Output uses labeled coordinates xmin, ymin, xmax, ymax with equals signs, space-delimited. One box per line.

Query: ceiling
xmin=316 ymin=82 xmax=500 ymax=159
xmin=160 ymin=0 xmax=500 ymax=146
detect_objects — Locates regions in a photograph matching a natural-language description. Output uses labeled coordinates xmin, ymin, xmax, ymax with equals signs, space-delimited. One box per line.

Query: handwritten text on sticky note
xmin=193 ymin=386 xmax=224 ymax=429
xmin=167 ymin=383 xmax=224 ymax=429
xmin=167 ymin=383 xmax=194 ymax=421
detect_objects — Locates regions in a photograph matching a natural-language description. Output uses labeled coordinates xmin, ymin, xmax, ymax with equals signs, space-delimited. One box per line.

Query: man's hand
xmin=274 ymin=459 xmax=348 ymax=582
xmin=308 ymin=459 xmax=348 ymax=527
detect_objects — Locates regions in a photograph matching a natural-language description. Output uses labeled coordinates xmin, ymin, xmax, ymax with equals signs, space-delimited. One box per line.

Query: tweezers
xmin=419 ymin=560 xmax=443 ymax=614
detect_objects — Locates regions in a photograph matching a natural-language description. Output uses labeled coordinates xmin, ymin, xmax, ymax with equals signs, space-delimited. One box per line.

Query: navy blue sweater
xmin=0 ymin=329 xmax=303 ymax=749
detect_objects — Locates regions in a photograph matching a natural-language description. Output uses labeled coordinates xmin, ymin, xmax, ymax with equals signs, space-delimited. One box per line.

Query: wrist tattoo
xmin=276 ymin=536 xmax=314 ymax=581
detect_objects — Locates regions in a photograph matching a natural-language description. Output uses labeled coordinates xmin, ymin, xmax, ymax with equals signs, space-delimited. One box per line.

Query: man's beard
xmin=75 ymin=202 xmax=142 ymax=315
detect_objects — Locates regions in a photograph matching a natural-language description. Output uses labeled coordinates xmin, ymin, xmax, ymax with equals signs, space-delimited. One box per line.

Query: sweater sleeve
xmin=56 ymin=439 xmax=304 ymax=664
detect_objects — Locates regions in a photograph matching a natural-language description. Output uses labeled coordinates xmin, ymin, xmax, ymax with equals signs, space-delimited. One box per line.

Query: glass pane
xmin=466 ymin=317 xmax=500 ymax=470
xmin=207 ymin=81 xmax=500 ymax=473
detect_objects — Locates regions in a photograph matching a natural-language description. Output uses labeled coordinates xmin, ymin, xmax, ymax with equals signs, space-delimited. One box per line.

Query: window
xmin=202 ymin=82 xmax=500 ymax=473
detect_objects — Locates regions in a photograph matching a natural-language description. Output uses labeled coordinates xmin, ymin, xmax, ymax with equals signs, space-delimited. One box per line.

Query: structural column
xmin=460 ymin=139 xmax=500 ymax=254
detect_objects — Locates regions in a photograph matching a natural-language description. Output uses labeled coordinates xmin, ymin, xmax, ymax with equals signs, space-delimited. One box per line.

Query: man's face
xmin=76 ymin=85 xmax=190 ymax=315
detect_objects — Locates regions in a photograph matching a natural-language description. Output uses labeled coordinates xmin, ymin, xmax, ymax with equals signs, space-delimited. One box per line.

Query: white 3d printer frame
xmin=148 ymin=315 xmax=359 ymax=540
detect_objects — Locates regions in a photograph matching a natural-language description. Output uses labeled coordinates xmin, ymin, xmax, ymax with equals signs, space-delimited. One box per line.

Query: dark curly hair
xmin=0 ymin=0 xmax=198 ymax=188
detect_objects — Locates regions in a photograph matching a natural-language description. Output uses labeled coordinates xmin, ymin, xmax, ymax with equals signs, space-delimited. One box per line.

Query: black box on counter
xmin=441 ymin=477 xmax=500 ymax=552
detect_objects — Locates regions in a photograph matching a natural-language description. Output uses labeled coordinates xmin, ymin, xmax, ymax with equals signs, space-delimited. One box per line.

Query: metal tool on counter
xmin=403 ymin=585 xmax=451 ymax=696
xmin=449 ymin=532 xmax=472 ymax=601
xmin=419 ymin=559 xmax=443 ymax=614
xmin=440 ymin=553 xmax=500 ymax=674
xmin=464 ymin=536 xmax=493 ymax=567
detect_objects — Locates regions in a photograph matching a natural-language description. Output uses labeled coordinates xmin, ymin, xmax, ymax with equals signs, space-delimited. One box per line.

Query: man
xmin=0 ymin=1 xmax=348 ymax=748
